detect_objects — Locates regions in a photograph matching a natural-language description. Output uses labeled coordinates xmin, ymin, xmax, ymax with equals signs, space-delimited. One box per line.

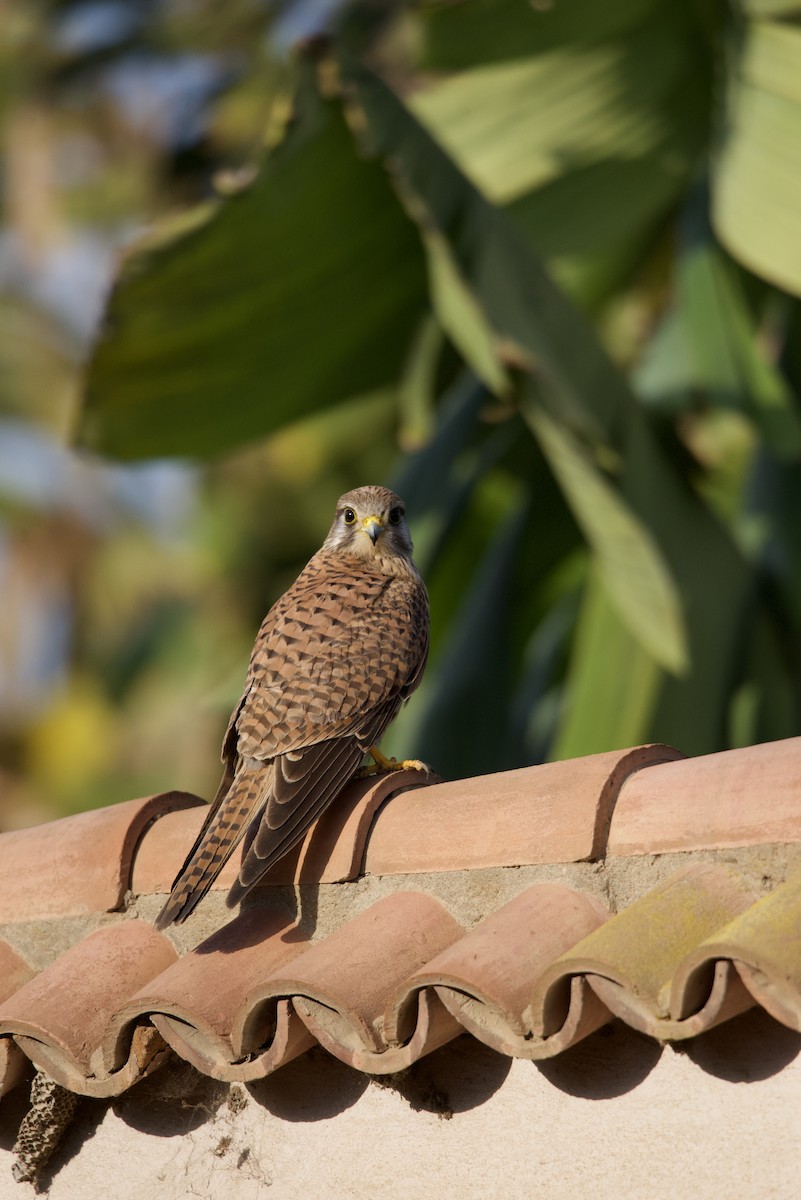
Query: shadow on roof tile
xmin=131 ymin=769 xmax=436 ymax=898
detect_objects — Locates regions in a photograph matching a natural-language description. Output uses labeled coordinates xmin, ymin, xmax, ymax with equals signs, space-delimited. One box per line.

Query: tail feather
xmin=226 ymin=738 xmax=364 ymax=906
xmin=154 ymin=763 xmax=272 ymax=929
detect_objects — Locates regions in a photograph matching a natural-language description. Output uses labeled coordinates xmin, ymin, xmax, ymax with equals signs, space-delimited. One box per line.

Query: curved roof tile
xmin=2 ymin=738 xmax=801 ymax=1098
xmin=608 ymin=736 xmax=801 ymax=855
xmin=0 ymin=791 xmax=202 ymax=922
xmin=0 ymin=922 xmax=176 ymax=1095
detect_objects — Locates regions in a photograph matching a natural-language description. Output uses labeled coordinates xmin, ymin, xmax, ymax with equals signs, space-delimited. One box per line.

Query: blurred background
xmin=2 ymin=0 xmax=801 ymax=830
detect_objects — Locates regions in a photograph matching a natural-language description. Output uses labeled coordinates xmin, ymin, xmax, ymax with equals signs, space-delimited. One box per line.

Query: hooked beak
xmin=362 ymin=515 xmax=384 ymax=545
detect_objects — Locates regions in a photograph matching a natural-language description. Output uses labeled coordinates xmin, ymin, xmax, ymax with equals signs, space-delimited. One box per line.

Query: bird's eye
xmin=388 ymin=507 xmax=403 ymax=526
xmin=343 ymin=508 xmax=356 ymax=525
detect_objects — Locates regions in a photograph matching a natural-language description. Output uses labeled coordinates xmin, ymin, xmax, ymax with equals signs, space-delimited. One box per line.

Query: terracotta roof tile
xmin=0 ymin=939 xmax=34 ymax=1005
xmin=123 ymin=906 xmax=316 ymax=1083
xmin=144 ymin=893 xmax=466 ymax=1079
xmin=130 ymin=806 xmax=241 ymax=896
xmin=537 ymin=864 xmax=760 ymax=1040
xmin=0 ymin=791 xmax=202 ymax=922
xmin=3 ymin=864 xmax=801 ymax=1096
xmin=2 ymin=737 xmax=801 ymax=1103
xmin=130 ymin=769 xmax=433 ymax=896
xmin=608 ymin=737 xmax=801 ymax=855
xmin=0 ymin=939 xmax=34 ymax=1098
xmin=268 ymin=892 xmax=465 ymax=1073
xmin=676 ymin=867 xmax=801 ymax=1034
xmin=0 ymin=1031 xmax=27 ymax=1101
xmin=364 ymin=744 xmax=683 ymax=874
xmin=0 ymin=922 xmax=176 ymax=1095
xmin=405 ymin=883 xmax=611 ymax=1058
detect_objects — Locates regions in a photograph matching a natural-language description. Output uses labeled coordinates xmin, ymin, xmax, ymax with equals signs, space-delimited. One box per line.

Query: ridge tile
xmin=364 ymin=744 xmax=683 ymax=874
xmin=609 ymin=737 xmax=801 ymax=855
xmin=0 ymin=791 xmax=203 ymax=922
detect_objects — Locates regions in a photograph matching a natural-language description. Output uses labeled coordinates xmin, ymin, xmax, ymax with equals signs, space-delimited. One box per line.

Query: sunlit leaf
xmin=420 ymin=0 xmax=665 ymax=70
xmin=741 ymin=0 xmax=801 ymax=13
xmin=552 ymin=568 xmax=662 ymax=758
xmin=416 ymin=0 xmax=711 ymax=304
xmin=507 ymin=582 xmax=582 ymax=764
xmin=397 ymin=314 xmax=443 ymax=449
xmin=525 ymin=401 xmax=688 ymax=675
xmin=414 ymin=20 xmax=702 ymax=207
xmin=357 ymin=69 xmax=637 ymax=444
xmin=641 ymin=198 xmax=801 ymax=457
xmin=392 ymin=371 xmax=486 ymax=517
xmin=729 ymin=607 xmax=801 ymax=746
xmin=620 ymin=414 xmax=755 ymax=755
xmin=714 ymin=20 xmax=801 ymax=296
xmin=424 ymin=230 xmax=510 ymax=397
xmin=677 ymin=235 xmax=801 ymax=456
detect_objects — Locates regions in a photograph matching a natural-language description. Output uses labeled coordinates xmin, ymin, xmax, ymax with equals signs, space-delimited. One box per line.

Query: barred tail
xmin=154 ymin=763 xmax=272 ymax=929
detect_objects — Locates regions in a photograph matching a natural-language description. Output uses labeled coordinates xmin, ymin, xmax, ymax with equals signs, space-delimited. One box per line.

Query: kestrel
xmin=155 ymin=485 xmax=429 ymax=928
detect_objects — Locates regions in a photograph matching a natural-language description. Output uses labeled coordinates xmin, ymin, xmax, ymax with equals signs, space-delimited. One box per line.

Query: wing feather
xmin=154 ymin=761 xmax=272 ymax=928
xmin=227 ymin=736 xmax=365 ymax=904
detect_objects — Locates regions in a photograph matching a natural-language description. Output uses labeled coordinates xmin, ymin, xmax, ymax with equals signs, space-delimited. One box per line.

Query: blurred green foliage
xmin=3 ymin=0 xmax=801 ymax=828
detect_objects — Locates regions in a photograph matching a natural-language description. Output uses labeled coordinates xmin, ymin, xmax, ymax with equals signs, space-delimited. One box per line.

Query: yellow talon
xmin=357 ymin=745 xmax=432 ymax=778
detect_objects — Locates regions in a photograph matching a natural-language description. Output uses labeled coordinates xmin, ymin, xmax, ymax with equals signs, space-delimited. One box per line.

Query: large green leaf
xmin=77 ymin=70 xmax=428 ymax=459
xmin=729 ymin=606 xmax=801 ymax=747
xmin=357 ymin=70 xmax=638 ymax=443
xmin=507 ymin=581 xmax=582 ymax=764
xmin=396 ymin=314 xmax=442 ymax=448
xmin=415 ymin=0 xmax=711 ymax=304
xmin=714 ymin=19 xmax=801 ymax=296
xmin=391 ymin=371 xmax=492 ymax=585
xmin=414 ymin=17 xmax=704 ymax=207
xmin=741 ymin=0 xmax=801 ymax=13
xmin=754 ymin=448 xmax=801 ymax=614
xmin=358 ymin=72 xmax=690 ymax=672
xmin=423 ymin=231 xmax=510 ymax=397
xmin=651 ymin=208 xmax=801 ymax=457
xmin=525 ymin=402 xmax=688 ymax=674
xmin=552 ymin=568 xmax=662 ymax=758
xmin=619 ymin=409 xmax=756 ymax=755
xmin=688 ymin=258 xmax=801 ymax=455
xmin=420 ymin=0 xmax=666 ymax=69
xmin=399 ymin=490 xmax=530 ymax=779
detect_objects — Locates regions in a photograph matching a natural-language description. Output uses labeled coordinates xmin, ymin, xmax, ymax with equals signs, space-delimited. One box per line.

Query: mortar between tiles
xmin=5 ymin=840 xmax=801 ymax=969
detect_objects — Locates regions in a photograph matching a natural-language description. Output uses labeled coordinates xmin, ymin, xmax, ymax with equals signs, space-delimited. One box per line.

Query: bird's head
xmin=322 ymin=485 xmax=415 ymax=566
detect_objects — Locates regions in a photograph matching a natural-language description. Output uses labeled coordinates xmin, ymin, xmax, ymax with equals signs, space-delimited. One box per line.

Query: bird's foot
xmin=357 ymin=745 xmax=432 ymax=778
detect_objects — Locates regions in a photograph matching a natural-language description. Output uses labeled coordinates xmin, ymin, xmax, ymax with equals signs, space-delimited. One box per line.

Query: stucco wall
xmin=1 ymin=1008 xmax=799 ymax=1199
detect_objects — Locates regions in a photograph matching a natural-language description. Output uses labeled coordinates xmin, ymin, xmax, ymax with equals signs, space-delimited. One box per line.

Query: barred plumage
xmin=155 ymin=486 xmax=429 ymax=929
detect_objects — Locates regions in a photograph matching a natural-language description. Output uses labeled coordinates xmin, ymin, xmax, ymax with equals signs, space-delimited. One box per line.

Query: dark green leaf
xmin=404 ymin=493 xmax=529 ymax=779
xmin=78 ymin=70 xmax=428 ymax=459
